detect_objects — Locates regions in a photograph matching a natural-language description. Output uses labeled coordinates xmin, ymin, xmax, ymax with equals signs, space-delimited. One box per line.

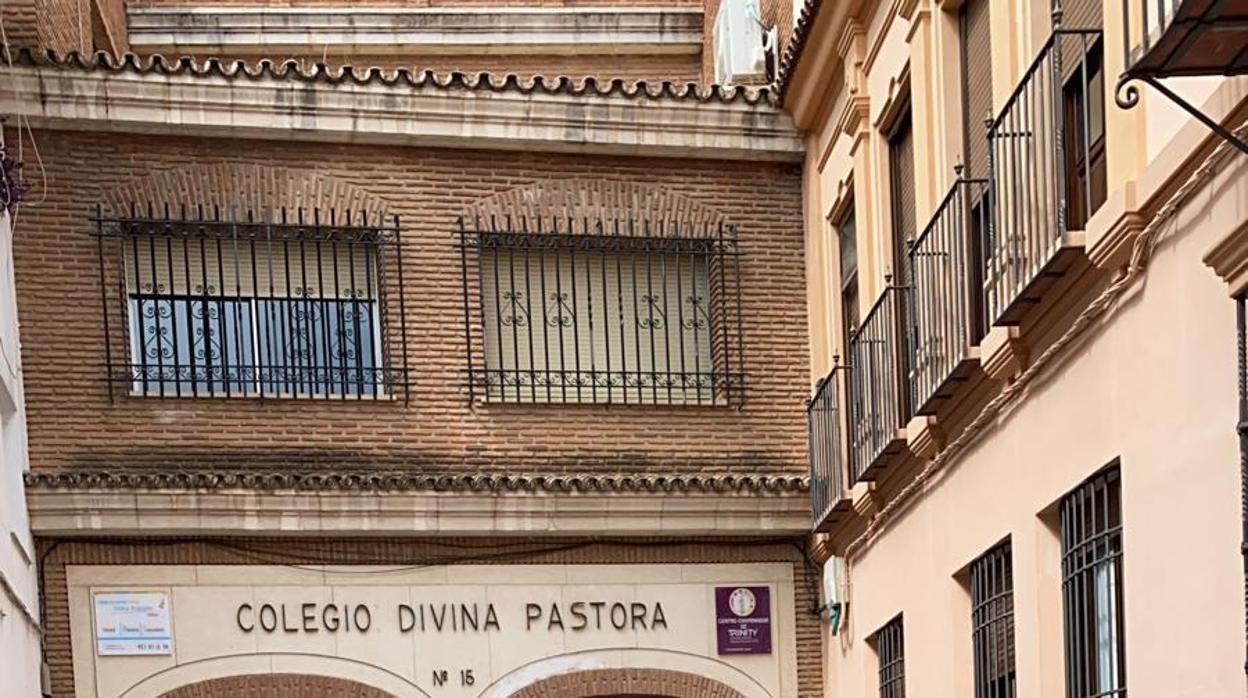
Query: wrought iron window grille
xmin=1060 ymin=465 xmax=1127 ymax=698
xmin=94 ymin=203 xmax=411 ymax=402
xmin=456 ymin=215 xmax=745 ymax=406
xmin=970 ymin=542 xmax=1017 ymax=698
xmin=873 ymin=615 xmax=906 ymax=698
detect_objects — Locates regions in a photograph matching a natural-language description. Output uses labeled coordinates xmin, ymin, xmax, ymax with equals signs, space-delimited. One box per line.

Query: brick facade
xmin=12 ymin=130 xmax=808 ymax=479
xmin=38 ymin=537 xmax=824 ymax=697
xmin=511 ymin=668 xmax=746 ymax=697
xmin=160 ymin=674 xmax=393 ymax=698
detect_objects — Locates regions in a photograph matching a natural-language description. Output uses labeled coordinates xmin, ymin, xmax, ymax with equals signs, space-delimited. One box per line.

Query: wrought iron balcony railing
xmin=847 ymin=286 xmax=909 ymax=484
xmin=95 ymin=204 xmax=410 ymax=401
xmin=808 ymin=366 xmax=851 ymax=531
xmin=906 ymin=175 xmax=988 ymax=415
xmin=984 ymin=27 xmax=1104 ymax=326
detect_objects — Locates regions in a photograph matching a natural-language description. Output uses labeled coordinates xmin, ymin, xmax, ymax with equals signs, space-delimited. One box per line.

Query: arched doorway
xmin=158 ymin=674 xmax=396 ymax=698
xmin=508 ymin=668 xmax=748 ymax=698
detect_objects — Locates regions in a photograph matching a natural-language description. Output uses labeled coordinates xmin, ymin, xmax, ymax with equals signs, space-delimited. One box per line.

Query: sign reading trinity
xmin=71 ymin=564 xmax=798 ymax=698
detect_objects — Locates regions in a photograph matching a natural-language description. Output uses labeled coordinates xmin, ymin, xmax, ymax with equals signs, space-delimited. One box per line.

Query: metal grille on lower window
xmin=457 ymin=217 xmax=744 ymax=405
xmin=1061 ymin=466 xmax=1126 ymax=698
xmin=873 ymin=615 xmax=905 ymax=698
xmin=95 ymin=205 xmax=409 ymax=400
xmin=971 ymin=542 xmax=1016 ymax=698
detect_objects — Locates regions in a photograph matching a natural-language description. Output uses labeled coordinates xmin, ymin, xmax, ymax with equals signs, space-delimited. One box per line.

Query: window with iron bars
xmin=1060 ymin=465 xmax=1126 ymax=698
xmin=970 ymin=541 xmax=1017 ymax=698
xmin=457 ymin=217 xmax=744 ymax=406
xmin=95 ymin=204 xmax=410 ymax=401
xmin=872 ymin=615 xmax=905 ymax=698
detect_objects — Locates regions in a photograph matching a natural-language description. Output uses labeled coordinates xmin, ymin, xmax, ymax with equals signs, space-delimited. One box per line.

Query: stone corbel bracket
xmin=0 ymin=50 xmax=803 ymax=162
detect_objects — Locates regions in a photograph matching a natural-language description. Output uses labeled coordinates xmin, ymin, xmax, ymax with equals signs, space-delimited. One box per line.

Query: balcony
xmin=984 ymin=27 xmax=1104 ymax=326
xmin=847 ymin=287 xmax=909 ymax=483
xmin=808 ymin=367 xmax=851 ymax=531
xmin=1119 ymin=0 xmax=1248 ymax=79
xmin=906 ymin=176 xmax=989 ymax=415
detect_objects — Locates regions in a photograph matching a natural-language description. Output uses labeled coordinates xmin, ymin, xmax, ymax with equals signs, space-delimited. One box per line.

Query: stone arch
xmin=102 ymin=163 xmax=392 ymax=224
xmin=158 ymin=674 xmax=396 ymax=698
xmin=461 ymin=179 xmax=729 ymax=232
xmin=507 ymin=668 xmax=747 ymax=698
xmin=479 ymin=649 xmax=771 ymax=698
xmin=117 ymin=653 xmax=427 ymax=698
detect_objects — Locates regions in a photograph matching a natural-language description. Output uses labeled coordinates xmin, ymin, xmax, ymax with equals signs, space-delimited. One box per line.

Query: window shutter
xmin=1060 ymin=0 xmax=1101 ymax=31
xmin=960 ymin=0 xmax=993 ymax=179
xmin=889 ymin=111 xmax=916 ymax=276
xmin=479 ymin=247 xmax=716 ymax=404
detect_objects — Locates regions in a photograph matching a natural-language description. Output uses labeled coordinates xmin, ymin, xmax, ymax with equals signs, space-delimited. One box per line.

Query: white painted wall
xmin=0 ymin=210 xmax=41 ymax=697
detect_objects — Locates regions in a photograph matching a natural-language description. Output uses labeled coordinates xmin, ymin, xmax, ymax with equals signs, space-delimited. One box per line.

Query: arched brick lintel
xmin=157 ymin=673 xmax=397 ymax=698
xmin=508 ymin=668 xmax=749 ymax=698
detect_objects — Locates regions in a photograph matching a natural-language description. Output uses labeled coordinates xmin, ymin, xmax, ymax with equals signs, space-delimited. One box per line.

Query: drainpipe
xmin=1237 ymin=298 xmax=1247 ymax=675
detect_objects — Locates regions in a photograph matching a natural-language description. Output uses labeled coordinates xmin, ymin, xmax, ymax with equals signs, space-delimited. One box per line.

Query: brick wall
xmin=38 ymin=537 xmax=824 ymax=697
xmin=12 ymin=130 xmax=808 ymax=477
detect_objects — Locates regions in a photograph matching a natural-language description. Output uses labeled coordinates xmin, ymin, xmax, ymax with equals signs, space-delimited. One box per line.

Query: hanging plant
xmin=0 ymin=143 xmax=28 ymax=213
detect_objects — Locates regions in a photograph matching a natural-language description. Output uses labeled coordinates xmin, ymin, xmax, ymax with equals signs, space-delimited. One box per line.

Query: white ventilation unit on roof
xmin=714 ymin=0 xmax=767 ymax=86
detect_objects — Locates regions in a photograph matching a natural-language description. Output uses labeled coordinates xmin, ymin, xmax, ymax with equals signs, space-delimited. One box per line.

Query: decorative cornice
xmin=0 ymin=48 xmax=801 ymax=162
xmin=837 ymin=94 xmax=871 ymax=138
xmin=127 ymin=6 xmax=704 ymax=57
xmin=25 ymin=469 xmax=811 ymax=536
xmin=1204 ymin=220 xmax=1248 ymax=298
xmin=25 ymin=469 xmax=809 ymax=494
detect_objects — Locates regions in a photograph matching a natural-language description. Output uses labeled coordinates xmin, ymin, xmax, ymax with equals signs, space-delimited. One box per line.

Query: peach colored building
xmin=2 ymin=1 xmax=824 ymax=697
xmin=783 ymin=0 xmax=1248 ymax=696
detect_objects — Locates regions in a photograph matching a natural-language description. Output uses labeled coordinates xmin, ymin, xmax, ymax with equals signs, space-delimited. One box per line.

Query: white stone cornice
xmin=127 ymin=6 xmax=704 ymax=57
xmin=25 ymin=488 xmax=811 ymax=536
xmin=0 ymin=60 xmax=802 ymax=161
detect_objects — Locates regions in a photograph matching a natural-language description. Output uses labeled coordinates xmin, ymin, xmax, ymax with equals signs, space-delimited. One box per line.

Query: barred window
xmin=97 ymin=205 xmax=409 ymax=400
xmin=970 ymin=542 xmax=1016 ymax=698
xmin=872 ymin=615 xmax=905 ymax=698
xmin=1061 ymin=466 xmax=1126 ymax=698
xmin=458 ymin=217 xmax=743 ymax=406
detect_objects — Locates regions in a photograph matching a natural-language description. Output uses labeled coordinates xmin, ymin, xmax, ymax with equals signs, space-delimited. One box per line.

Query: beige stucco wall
xmin=793 ymin=0 xmax=1248 ymax=695
xmin=824 ymin=148 xmax=1248 ymax=696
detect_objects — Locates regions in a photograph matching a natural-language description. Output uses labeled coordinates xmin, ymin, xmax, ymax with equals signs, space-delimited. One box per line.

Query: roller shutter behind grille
xmin=960 ymin=0 xmax=993 ymax=179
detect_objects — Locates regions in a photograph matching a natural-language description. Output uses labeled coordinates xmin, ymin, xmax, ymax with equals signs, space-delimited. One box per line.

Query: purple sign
xmin=715 ymin=586 xmax=772 ymax=655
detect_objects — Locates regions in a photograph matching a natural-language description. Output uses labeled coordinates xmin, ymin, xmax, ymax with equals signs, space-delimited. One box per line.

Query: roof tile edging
xmin=24 ymin=470 xmax=811 ymax=494
xmin=6 ymin=46 xmax=779 ymax=107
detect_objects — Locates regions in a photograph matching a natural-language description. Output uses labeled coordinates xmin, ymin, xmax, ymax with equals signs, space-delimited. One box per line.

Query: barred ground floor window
xmin=1060 ymin=466 xmax=1126 ymax=698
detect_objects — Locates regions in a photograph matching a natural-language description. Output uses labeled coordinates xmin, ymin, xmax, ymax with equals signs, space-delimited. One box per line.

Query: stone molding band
xmin=24 ymin=469 xmax=810 ymax=494
xmin=0 ymin=48 xmax=801 ymax=162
